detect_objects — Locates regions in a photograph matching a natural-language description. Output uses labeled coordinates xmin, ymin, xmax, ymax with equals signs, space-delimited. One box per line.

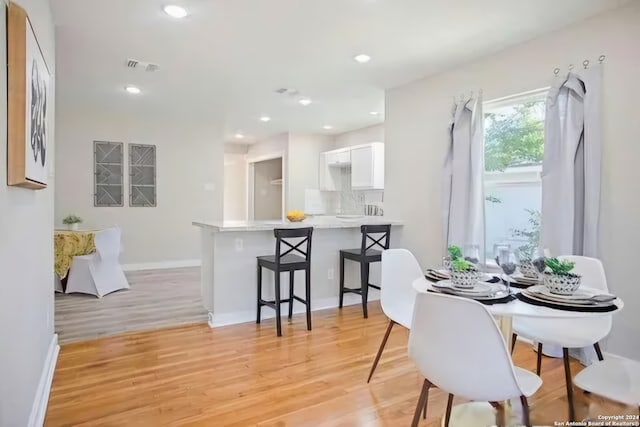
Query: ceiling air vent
xmin=126 ymin=58 xmax=160 ymax=72
xmin=274 ymin=88 xmax=299 ymax=97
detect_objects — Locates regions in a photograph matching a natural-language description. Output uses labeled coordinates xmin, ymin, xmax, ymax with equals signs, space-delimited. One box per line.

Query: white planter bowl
xmin=543 ymin=273 xmax=581 ymax=295
xmin=518 ymin=261 xmax=539 ymax=279
xmin=450 ymin=270 xmax=482 ymax=288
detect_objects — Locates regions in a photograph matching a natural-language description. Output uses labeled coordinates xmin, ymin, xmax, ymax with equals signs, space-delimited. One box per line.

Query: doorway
xmin=249 ymin=157 xmax=284 ymax=221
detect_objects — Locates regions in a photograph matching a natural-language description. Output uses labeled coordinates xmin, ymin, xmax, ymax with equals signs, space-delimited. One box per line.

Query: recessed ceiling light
xmin=163 ymin=5 xmax=188 ymax=18
xmin=354 ymin=54 xmax=371 ymax=63
xmin=369 ymin=111 xmax=379 ymax=116
xmin=259 ymin=116 xmax=271 ymax=122
xmin=125 ymin=85 xmax=141 ymax=94
xmin=234 ymin=133 xmax=245 ymax=139
xmin=323 ymin=125 xmax=333 ymax=130
xmin=298 ymin=98 xmax=312 ymax=106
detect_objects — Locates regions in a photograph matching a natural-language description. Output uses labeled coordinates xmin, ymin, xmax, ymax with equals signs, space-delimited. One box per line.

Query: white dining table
xmin=412 ymin=276 xmax=625 ymax=427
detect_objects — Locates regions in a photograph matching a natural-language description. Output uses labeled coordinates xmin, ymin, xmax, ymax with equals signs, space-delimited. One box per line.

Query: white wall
xmin=385 ymin=2 xmax=640 ymax=360
xmin=287 ymin=133 xmax=335 ymax=210
xmin=55 ymin=108 xmax=224 ymax=264
xmin=246 ymin=133 xmax=288 ymax=160
xmin=334 ymin=124 xmax=384 ymax=149
xmin=0 ymin=0 xmax=56 ymax=425
xmin=224 ymin=144 xmax=248 ymax=221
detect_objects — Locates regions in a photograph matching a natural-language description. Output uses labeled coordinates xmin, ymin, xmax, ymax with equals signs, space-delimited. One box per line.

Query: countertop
xmin=193 ymin=216 xmax=403 ymax=232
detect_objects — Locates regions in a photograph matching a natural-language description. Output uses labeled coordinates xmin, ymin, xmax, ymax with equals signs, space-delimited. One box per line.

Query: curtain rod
xmin=553 ymin=54 xmax=605 ymax=75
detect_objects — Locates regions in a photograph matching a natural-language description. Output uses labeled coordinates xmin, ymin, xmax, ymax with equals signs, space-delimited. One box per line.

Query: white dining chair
xmin=66 ymin=227 xmax=130 ymax=298
xmin=511 ymin=255 xmax=611 ymax=420
xmin=574 ymin=358 xmax=640 ymax=411
xmin=367 ymin=248 xmax=421 ymax=383
xmin=409 ymin=291 xmax=542 ymax=427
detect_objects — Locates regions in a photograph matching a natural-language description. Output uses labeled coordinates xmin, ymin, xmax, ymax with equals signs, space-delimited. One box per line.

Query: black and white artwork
xmin=24 ymin=19 xmax=50 ymax=185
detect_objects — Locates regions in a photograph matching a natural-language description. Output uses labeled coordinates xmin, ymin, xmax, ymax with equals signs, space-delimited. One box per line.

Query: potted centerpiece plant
xmin=543 ymin=258 xmax=581 ymax=295
xmin=62 ymin=214 xmax=83 ymax=231
xmin=450 ymin=258 xmax=481 ymax=288
xmin=444 ymin=244 xmax=463 ymax=270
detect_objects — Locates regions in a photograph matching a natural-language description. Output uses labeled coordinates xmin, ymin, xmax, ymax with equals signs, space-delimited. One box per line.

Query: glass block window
xmin=94 ymin=141 xmax=124 ymax=207
xmin=129 ymin=144 xmax=157 ymax=207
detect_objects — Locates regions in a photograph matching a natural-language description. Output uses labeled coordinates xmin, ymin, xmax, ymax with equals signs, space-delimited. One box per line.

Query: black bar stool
xmin=339 ymin=224 xmax=391 ymax=318
xmin=257 ymin=227 xmax=314 ymax=336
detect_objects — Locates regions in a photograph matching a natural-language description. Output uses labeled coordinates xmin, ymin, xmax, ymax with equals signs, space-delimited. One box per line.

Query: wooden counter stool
xmin=339 ymin=224 xmax=391 ymax=318
xmin=257 ymin=227 xmax=314 ymax=336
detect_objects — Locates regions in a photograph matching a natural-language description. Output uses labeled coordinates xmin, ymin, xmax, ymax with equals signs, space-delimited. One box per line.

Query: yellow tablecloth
xmin=54 ymin=230 xmax=96 ymax=279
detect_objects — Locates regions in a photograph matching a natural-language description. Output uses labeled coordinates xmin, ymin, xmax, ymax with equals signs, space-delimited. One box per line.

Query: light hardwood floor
xmin=46 ymin=303 xmax=635 ymax=426
xmin=55 ymin=267 xmax=207 ymax=343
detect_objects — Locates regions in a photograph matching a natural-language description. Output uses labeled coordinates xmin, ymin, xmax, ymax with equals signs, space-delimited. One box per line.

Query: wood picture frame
xmin=7 ymin=2 xmax=51 ymax=189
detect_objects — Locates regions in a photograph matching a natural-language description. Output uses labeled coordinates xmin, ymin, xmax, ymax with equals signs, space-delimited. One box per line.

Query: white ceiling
xmin=52 ymin=0 xmax=629 ymax=143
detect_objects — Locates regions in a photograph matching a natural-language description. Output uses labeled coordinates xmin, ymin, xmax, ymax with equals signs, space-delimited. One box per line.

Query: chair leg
xmin=411 ymin=379 xmax=431 ymax=427
xmin=367 ymin=320 xmax=395 ymax=383
xmin=562 ymin=347 xmax=575 ymax=421
xmin=444 ymin=394 xmax=454 ymax=427
xmin=256 ymin=265 xmax=262 ymax=324
xmin=275 ymin=272 xmax=282 ymax=337
xmin=305 ymin=267 xmax=312 ymax=331
xmin=489 ymin=402 xmax=505 ymax=427
xmin=594 ymin=342 xmax=604 ymax=361
xmin=536 ymin=342 xmax=543 ymax=376
xmin=511 ymin=333 xmax=517 ymax=354
xmin=288 ymin=271 xmax=294 ymax=320
xmin=519 ymin=395 xmax=531 ymax=427
xmin=360 ymin=261 xmax=369 ymax=319
xmin=339 ymin=254 xmax=345 ymax=309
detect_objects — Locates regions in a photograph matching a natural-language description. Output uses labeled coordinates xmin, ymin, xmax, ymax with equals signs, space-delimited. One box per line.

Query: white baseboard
xmin=28 ymin=334 xmax=59 ymax=427
xmin=122 ymin=259 xmax=201 ymax=272
xmin=208 ymin=293 xmax=380 ymax=328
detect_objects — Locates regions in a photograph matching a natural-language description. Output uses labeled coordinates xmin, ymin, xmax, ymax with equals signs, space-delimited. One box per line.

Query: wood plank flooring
xmin=46 ymin=303 xmax=636 ymax=426
xmin=55 ymin=268 xmax=207 ymax=343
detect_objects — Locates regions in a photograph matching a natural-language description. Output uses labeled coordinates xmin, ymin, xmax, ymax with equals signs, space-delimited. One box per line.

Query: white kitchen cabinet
xmin=351 ymin=143 xmax=384 ymax=190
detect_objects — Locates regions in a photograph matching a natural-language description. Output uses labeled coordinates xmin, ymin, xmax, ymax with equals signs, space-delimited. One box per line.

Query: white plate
xmin=529 ymin=285 xmax=599 ymax=300
xmin=522 ymin=289 xmax=613 ymax=308
xmin=432 ymin=280 xmax=498 ymax=296
xmin=511 ymin=272 xmax=540 ymax=283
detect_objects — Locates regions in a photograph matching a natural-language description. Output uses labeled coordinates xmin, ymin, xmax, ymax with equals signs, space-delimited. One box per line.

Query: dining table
xmin=54 ymin=229 xmax=96 ymax=291
xmin=412 ymin=275 xmax=625 ymax=427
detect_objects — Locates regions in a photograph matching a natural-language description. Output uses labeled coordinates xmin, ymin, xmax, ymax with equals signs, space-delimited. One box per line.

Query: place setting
xmin=516 ymin=257 xmax=621 ymax=313
xmin=426 ymin=245 xmax=513 ymax=305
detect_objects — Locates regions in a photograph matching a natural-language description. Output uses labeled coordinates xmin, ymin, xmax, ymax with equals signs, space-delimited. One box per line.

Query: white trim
xmin=207 ymin=293 xmax=380 ymax=328
xmin=484 ymin=87 xmax=549 ymax=110
xmin=122 ymin=259 xmax=201 ymax=272
xmin=28 ymin=334 xmax=59 ymax=427
xmin=603 ymin=351 xmax=640 ymax=363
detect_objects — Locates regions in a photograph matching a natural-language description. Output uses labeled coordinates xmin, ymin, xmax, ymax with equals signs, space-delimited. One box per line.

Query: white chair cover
xmin=66 ymin=227 xmax=129 ymax=298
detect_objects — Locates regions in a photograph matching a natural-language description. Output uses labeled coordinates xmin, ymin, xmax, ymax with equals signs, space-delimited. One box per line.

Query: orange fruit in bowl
xmin=286 ymin=210 xmax=306 ymax=222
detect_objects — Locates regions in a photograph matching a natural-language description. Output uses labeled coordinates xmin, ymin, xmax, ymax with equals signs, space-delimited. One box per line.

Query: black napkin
xmin=427 ymin=289 xmax=515 ymax=305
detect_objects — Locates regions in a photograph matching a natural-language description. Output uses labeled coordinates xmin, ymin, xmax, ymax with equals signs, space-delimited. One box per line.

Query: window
xmin=483 ymin=90 xmax=546 ymax=262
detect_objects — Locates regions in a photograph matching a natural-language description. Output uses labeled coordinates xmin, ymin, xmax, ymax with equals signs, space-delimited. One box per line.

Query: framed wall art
xmin=7 ymin=2 xmax=51 ymax=189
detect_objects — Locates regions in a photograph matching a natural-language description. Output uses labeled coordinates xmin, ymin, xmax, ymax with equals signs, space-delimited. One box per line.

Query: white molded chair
xmin=409 ymin=292 xmax=542 ymax=427
xmin=66 ymin=227 xmax=130 ymax=298
xmin=367 ymin=249 xmax=422 ymax=383
xmin=574 ymin=358 xmax=640 ymax=410
xmin=512 ymin=255 xmax=611 ymax=419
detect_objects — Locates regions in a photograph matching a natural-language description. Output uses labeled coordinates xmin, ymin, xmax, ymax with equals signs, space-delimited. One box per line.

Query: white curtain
xmin=540 ymin=66 xmax=603 ymax=366
xmin=541 ymin=66 xmax=602 ymax=257
xmin=442 ymin=94 xmax=485 ymax=259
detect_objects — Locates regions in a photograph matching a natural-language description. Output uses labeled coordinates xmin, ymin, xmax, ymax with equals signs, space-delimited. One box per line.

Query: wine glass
xmin=463 ymin=244 xmax=481 ymax=266
xmin=496 ymin=247 xmax=516 ymax=293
